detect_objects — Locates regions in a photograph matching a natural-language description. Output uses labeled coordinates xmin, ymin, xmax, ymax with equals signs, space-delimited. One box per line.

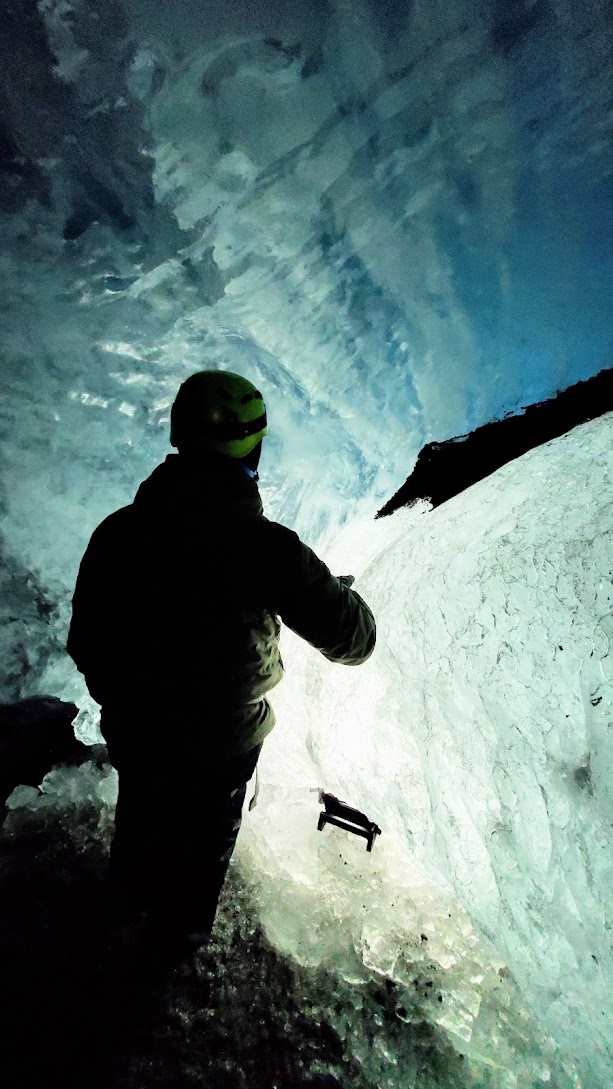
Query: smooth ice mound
xmin=248 ymin=413 xmax=612 ymax=1087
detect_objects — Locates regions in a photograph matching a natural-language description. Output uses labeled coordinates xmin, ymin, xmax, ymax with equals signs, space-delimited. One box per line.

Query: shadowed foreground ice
xmin=5 ymin=414 xmax=611 ymax=1088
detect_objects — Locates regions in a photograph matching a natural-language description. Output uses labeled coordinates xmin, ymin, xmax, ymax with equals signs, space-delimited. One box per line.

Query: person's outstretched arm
xmin=266 ymin=523 xmax=376 ymax=665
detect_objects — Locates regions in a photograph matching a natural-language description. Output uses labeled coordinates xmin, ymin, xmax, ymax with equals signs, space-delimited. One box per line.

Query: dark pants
xmin=106 ymin=729 xmax=262 ymax=938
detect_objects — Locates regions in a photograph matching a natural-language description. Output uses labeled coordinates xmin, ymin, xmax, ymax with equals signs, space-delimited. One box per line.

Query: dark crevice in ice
xmin=377 ymin=368 xmax=613 ymax=516
xmin=0 ymin=697 xmax=102 ymax=807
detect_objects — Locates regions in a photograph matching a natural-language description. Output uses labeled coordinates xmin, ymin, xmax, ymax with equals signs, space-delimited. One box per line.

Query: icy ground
xmin=5 ymin=416 xmax=611 ymax=1088
xmin=0 ymin=774 xmax=583 ymax=1089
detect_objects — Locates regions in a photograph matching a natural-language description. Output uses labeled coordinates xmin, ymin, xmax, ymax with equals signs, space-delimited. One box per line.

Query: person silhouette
xmin=68 ymin=370 xmax=375 ymax=975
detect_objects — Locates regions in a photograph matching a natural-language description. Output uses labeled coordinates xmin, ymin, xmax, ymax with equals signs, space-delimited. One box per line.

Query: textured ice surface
xmin=259 ymin=414 xmax=611 ymax=1085
xmin=1 ymin=0 xmax=612 ymax=577
xmin=4 ymin=759 xmax=117 ymax=812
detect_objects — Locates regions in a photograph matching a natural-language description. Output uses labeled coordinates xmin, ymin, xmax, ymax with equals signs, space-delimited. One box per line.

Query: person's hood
xmin=133 ymin=452 xmax=264 ymax=525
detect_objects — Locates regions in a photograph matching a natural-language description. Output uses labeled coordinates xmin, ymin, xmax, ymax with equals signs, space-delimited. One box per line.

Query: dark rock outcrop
xmin=378 ymin=368 xmax=612 ymax=516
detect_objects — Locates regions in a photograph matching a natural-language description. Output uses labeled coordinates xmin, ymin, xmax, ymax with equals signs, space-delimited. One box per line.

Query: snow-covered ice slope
xmin=258 ymin=413 xmax=612 ymax=1086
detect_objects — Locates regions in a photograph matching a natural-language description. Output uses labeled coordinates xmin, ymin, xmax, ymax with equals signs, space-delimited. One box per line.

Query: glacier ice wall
xmin=258 ymin=414 xmax=611 ymax=1085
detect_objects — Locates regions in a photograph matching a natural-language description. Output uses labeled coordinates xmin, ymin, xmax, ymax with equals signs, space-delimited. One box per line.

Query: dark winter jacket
xmin=67 ymin=453 xmax=376 ymax=760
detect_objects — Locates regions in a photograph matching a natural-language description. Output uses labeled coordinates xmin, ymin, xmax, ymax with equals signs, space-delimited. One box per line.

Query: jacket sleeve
xmin=267 ymin=523 xmax=376 ymax=666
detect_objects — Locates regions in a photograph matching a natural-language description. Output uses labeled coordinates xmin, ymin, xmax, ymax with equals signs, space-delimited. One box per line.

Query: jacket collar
xmin=133 ymin=453 xmax=264 ymax=522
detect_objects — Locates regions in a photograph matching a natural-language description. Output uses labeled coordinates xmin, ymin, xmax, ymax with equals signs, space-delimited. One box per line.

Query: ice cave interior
xmin=0 ymin=1 xmax=611 ymax=1087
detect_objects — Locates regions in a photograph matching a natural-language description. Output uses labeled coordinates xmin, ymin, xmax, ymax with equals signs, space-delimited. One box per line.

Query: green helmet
xmin=170 ymin=370 xmax=267 ymax=459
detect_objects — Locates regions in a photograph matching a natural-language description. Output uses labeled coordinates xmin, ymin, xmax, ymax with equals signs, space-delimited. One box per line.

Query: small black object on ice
xmin=317 ymin=791 xmax=382 ymax=852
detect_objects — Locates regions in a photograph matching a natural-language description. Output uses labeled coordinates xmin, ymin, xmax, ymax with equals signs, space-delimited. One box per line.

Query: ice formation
xmin=1 ymin=1 xmax=612 ymax=1086
xmin=2 ymin=0 xmax=612 ymax=564
xmin=252 ymin=414 xmax=612 ymax=1086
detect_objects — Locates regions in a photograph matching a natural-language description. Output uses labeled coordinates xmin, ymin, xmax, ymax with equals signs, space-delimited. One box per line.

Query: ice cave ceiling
xmin=1 ymin=0 xmax=612 ymax=560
